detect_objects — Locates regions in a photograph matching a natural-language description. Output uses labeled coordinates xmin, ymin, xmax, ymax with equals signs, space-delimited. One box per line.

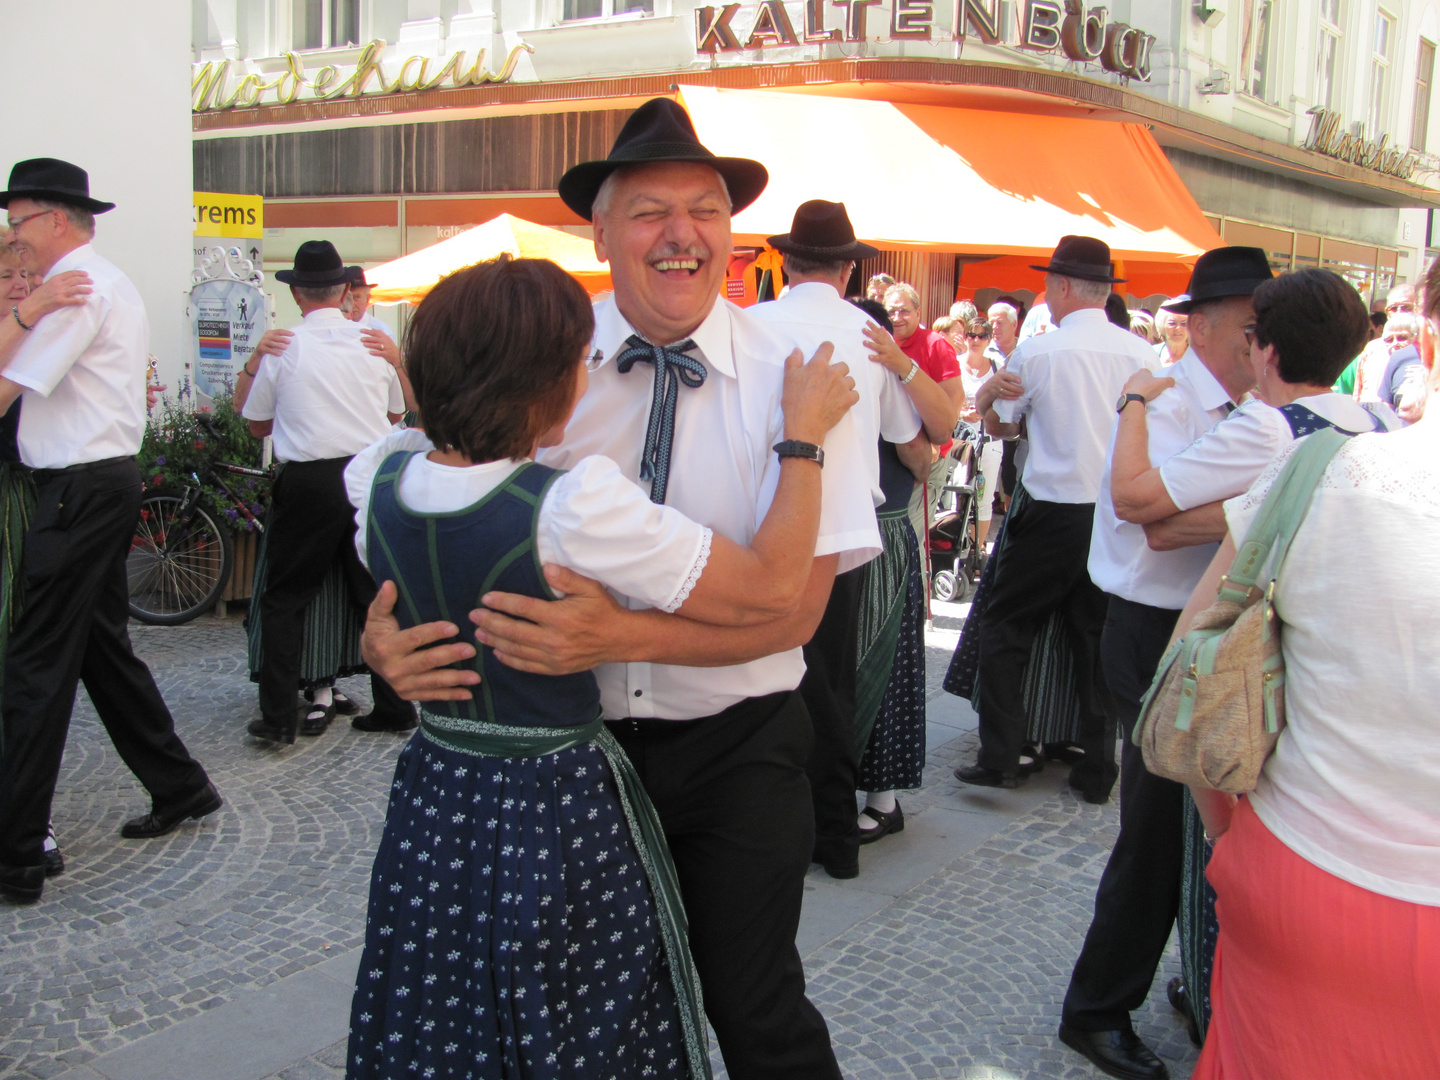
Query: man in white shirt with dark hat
xmin=0 ymin=158 xmax=220 ymax=904
xmin=359 ymin=99 xmax=881 ymax=1079
xmin=240 ymin=240 xmax=414 ymax=743
xmin=958 ymin=235 xmax=1154 ymax=800
xmin=1057 ymin=246 xmax=1274 ymax=1080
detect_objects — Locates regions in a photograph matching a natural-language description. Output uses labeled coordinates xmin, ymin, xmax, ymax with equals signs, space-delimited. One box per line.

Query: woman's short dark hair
xmin=405 ymin=255 xmax=595 ymax=462
xmin=1252 ymin=269 xmax=1369 ymax=386
xmin=966 ymin=317 xmax=991 ymax=339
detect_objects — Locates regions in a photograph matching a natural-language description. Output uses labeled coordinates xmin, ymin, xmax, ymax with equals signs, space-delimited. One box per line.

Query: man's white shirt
xmin=993 ymin=307 xmax=1155 ymax=504
xmin=355 ymin=311 xmax=394 ymax=339
xmin=242 ymin=307 xmax=403 ymax=462
xmin=1088 ymin=348 xmax=1234 ymax=610
xmin=4 ymin=243 xmax=147 ymax=469
xmin=747 ymin=281 xmax=921 ymax=508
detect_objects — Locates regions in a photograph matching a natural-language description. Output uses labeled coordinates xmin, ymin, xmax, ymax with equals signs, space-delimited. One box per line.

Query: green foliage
xmin=136 ymin=387 xmax=271 ymax=532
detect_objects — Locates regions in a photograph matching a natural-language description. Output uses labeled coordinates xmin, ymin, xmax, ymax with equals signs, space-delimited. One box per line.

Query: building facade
xmin=191 ymin=0 xmax=1440 ymax=323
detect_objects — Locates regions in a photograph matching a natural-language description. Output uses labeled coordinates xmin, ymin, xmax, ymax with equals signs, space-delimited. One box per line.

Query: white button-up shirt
xmin=748 ymin=282 xmax=921 ymax=508
xmin=993 ymin=307 xmax=1155 ymax=504
xmin=1088 ymin=348 xmax=1236 ymax=610
xmin=356 ymin=311 xmax=394 ymax=339
xmin=242 ymin=307 xmax=403 ymax=462
xmin=1159 ymin=390 xmax=1396 ymax=512
xmin=4 ymin=243 xmax=148 ymax=469
xmin=537 ymin=295 xmax=881 ymax=721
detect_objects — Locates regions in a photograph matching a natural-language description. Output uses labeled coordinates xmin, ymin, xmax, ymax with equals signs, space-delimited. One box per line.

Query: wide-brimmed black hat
xmin=0 ymin=157 xmax=114 ymax=213
xmin=275 ymin=241 xmax=351 ymax=287
xmin=1030 ymin=235 xmax=1125 ymax=283
xmin=346 ymin=265 xmax=369 ymax=287
xmin=768 ymin=200 xmax=879 ymax=262
xmin=558 ymin=98 xmax=768 ymax=222
xmin=1163 ymin=247 xmax=1273 ymax=314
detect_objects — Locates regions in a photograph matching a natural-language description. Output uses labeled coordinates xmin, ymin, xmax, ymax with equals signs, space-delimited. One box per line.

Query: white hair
xmin=591 ymin=164 xmax=733 ymax=220
xmin=884 ymin=283 xmax=921 ymax=310
xmin=1046 ymin=272 xmax=1109 ymax=305
xmin=987 ymin=301 xmax=1018 ymax=324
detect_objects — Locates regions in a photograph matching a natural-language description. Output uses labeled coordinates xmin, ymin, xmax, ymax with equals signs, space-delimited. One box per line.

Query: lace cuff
xmin=663 ymin=528 xmax=712 ymax=613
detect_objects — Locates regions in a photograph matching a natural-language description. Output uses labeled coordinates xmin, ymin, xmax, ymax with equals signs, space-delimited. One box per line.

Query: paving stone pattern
xmin=0 ymin=615 xmax=1199 ymax=1080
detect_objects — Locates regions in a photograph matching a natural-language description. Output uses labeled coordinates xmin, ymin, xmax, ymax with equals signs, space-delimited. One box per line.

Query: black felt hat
xmin=346 ymin=265 xmax=369 ymax=287
xmin=1030 ymin=235 xmax=1125 ymax=283
xmin=1164 ymin=247 xmax=1273 ymax=314
xmin=768 ymin=200 xmax=879 ymax=262
xmin=558 ymin=98 xmax=769 ymax=221
xmin=0 ymin=158 xmax=114 ymax=213
xmin=275 ymin=241 xmax=351 ymax=287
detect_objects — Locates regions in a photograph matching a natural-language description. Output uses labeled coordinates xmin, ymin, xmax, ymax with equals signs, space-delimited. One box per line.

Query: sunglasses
xmin=965 ymin=331 xmax=992 ymax=340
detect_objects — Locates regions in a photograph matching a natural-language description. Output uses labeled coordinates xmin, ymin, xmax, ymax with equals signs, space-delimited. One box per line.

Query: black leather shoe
xmin=1167 ymin=977 xmax=1201 ymax=1047
xmin=812 ymin=853 xmax=859 ymax=879
xmin=299 ymin=702 xmax=336 ymax=737
xmin=1058 ymin=1022 xmax=1169 ymax=1080
xmin=857 ymin=802 xmax=904 ymax=845
xmin=351 ymin=711 xmax=418 ymax=733
xmin=121 ymin=781 xmax=224 ymax=840
xmin=0 ymin=862 xmax=45 ymax=904
xmin=248 ymin=718 xmax=297 ymax=744
xmin=307 ymin=688 xmax=358 ymax=716
xmin=1067 ymin=771 xmax=1113 ymax=805
xmin=954 ymin=763 xmax=1024 ymax=789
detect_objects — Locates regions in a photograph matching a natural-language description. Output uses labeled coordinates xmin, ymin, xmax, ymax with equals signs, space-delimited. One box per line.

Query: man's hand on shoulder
xmin=471 ymin=566 xmax=627 ymax=675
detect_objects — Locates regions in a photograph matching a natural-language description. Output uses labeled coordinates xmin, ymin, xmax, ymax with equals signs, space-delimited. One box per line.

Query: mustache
xmin=644 ymin=243 xmax=710 ymax=265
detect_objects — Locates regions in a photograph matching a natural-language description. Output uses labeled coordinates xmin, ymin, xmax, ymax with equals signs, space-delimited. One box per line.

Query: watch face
xmin=1116 ymin=392 xmax=1128 ymax=413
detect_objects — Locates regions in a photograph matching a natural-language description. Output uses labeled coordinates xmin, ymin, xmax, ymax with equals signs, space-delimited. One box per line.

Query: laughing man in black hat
xmin=360 ymin=98 xmax=884 ymax=1079
xmin=239 ymin=240 xmax=415 ymax=743
xmin=0 ymin=158 xmax=222 ymax=903
xmin=958 ymin=235 xmax=1156 ymax=799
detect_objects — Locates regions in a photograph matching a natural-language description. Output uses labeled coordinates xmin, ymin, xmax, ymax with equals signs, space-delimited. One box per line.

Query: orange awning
xmin=367 ymin=213 xmax=611 ymax=304
xmin=677 ymin=85 xmax=1218 ymax=293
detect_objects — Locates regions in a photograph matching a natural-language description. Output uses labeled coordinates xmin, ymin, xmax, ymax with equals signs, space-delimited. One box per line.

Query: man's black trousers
xmin=974 ymin=495 xmax=1115 ymax=789
xmin=801 ymin=565 xmax=863 ymax=870
xmin=0 ymin=458 xmax=210 ymax=866
xmin=1063 ymin=595 xmax=1185 ymax=1031
xmin=257 ymin=457 xmax=411 ymax=731
xmin=610 ymin=691 xmax=841 ymax=1080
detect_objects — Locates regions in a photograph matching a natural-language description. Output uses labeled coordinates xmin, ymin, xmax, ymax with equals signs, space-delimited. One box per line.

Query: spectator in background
xmin=1157 ymin=302 xmax=1189 ymax=365
xmin=867 ymin=273 xmax=896 ymax=303
xmin=957 ymin=317 xmax=1004 ymax=552
xmin=986 ymin=299 xmax=1021 ymax=366
xmin=1355 ymin=284 xmax=1421 ymax=410
xmin=948 ymin=299 xmax=979 ymax=324
xmin=1369 ymin=309 xmax=1387 ymax=339
xmin=1129 ymin=310 xmax=1160 ymax=344
xmin=1104 ymin=292 xmax=1131 ymax=330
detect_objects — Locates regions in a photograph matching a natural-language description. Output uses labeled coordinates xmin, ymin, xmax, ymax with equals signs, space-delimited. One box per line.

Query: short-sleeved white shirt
xmin=355 ymin=311 xmax=394 ymax=339
xmin=242 ymin=307 xmax=403 ymax=462
xmin=346 ymin=433 xmax=711 ymax=616
xmin=992 ymin=307 xmax=1155 ymax=504
xmin=538 ymin=295 xmax=880 ymax=720
xmin=1223 ymin=420 xmax=1440 ymax=904
xmin=1089 ymin=348 xmax=1236 ymax=609
xmin=748 ymin=282 xmax=921 ymax=507
xmin=1159 ymin=391 xmax=1397 ymax=512
xmin=4 ymin=244 xmax=148 ymax=469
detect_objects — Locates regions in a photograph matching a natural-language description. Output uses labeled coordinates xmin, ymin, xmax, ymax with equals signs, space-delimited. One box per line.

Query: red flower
xmin=194 ymin=440 xmax=206 ymax=451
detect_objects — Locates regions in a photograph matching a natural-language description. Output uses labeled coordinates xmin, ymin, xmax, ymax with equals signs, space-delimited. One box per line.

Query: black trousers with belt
xmin=974 ymin=495 xmax=1115 ymax=789
xmin=610 ymin=691 xmax=841 ymax=1080
xmin=0 ymin=458 xmax=211 ymax=867
xmin=257 ymin=457 xmax=412 ymax=730
xmin=801 ymin=565 xmax=864 ymax=870
xmin=1063 ymin=595 xmax=1185 ymax=1032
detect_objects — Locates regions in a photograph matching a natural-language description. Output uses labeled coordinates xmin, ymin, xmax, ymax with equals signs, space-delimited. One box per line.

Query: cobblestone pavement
xmin=0 ymin=613 xmax=1200 ymax=1080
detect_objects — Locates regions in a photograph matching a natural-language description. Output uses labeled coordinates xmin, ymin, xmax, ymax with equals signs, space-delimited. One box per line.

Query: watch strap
xmin=1118 ymin=392 xmax=1147 ymax=413
xmin=773 ymin=439 xmax=825 ymax=467
xmin=901 ymin=359 xmax=921 ymax=385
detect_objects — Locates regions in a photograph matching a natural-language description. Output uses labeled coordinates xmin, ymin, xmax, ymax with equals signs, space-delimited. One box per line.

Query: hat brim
xmin=1163 ymin=279 xmax=1272 ymax=314
xmin=559 ymin=155 xmax=769 ymax=221
xmin=0 ymin=188 xmax=115 ymax=213
xmin=275 ymin=268 xmax=352 ymax=287
xmin=768 ymin=235 xmax=881 ymax=262
xmin=1029 ymin=260 xmax=1126 ymax=284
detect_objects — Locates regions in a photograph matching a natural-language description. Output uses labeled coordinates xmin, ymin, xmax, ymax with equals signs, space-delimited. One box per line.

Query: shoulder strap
xmin=365 ymin=450 xmax=424 ymax=626
xmin=1219 ymin=428 xmax=1348 ymax=602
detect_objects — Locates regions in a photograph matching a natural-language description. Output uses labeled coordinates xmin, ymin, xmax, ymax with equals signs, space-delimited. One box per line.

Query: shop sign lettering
xmin=1304 ymin=108 xmax=1421 ymax=181
xmin=696 ymin=0 xmax=1155 ymax=79
xmin=193 ymin=40 xmax=534 ymax=112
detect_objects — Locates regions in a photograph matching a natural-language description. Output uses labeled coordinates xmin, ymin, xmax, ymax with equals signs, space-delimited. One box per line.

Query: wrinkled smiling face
xmin=592 ymin=162 xmax=731 ymax=345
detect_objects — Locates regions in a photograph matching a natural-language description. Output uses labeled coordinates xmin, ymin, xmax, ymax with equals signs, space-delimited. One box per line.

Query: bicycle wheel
xmin=128 ymin=491 xmax=234 ymax=625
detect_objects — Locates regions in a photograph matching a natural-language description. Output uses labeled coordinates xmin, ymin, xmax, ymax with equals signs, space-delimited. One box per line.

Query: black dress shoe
xmin=954 ymin=763 xmax=1024 ymax=789
xmin=812 ymin=853 xmax=859 ymax=879
xmin=351 ymin=711 xmax=418 ymax=733
xmin=0 ymin=862 xmax=45 ymax=904
xmin=248 ymin=718 xmax=297 ymax=744
xmin=1167 ymin=977 xmax=1201 ymax=1047
xmin=1058 ymin=1022 xmax=1169 ymax=1080
xmin=1067 ymin=771 xmax=1113 ymax=805
xmin=121 ymin=781 xmax=224 ymax=840
xmin=857 ymin=802 xmax=904 ymax=845
xmin=307 ymin=688 xmax=359 ymax=716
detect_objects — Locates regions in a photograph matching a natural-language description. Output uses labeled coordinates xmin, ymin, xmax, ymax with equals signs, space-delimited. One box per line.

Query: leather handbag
xmin=1132 ymin=429 xmax=1348 ymax=794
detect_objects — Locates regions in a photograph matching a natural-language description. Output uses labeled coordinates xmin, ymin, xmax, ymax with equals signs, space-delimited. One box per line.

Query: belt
xmin=29 ymin=455 xmax=133 ymax=484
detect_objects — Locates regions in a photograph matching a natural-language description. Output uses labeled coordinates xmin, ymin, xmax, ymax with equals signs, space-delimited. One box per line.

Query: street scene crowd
xmin=0 ymin=96 xmax=1437 ymax=1080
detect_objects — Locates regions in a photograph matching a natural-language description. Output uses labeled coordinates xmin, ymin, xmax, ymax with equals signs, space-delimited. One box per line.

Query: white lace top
xmin=346 ymin=428 xmax=712 ymax=615
xmin=1223 ymin=420 xmax=1440 ymax=904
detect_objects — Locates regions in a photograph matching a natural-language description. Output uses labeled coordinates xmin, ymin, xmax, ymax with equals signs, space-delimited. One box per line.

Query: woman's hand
xmin=361 ymin=328 xmax=402 ymax=368
xmin=16 ymin=270 xmax=91 ymax=322
xmin=862 ymin=322 xmax=909 ymax=376
xmin=781 ymin=342 xmax=857 ymax=444
xmin=252 ymin=328 xmax=293 ymax=360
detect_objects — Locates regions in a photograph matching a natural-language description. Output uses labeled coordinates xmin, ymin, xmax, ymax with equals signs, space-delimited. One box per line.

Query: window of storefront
xmin=1414 ymin=40 xmax=1435 ymax=151
xmin=293 ymin=0 xmax=360 ymax=51
xmin=1369 ymin=8 xmax=1396 ymax=136
xmin=562 ymin=0 xmax=653 ymax=21
xmin=1241 ymin=0 xmax=1276 ymax=103
xmin=1210 ymin=215 xmax=1400 ymax=306
xmin=1315 ymin=0 xmax=1341 ymax=111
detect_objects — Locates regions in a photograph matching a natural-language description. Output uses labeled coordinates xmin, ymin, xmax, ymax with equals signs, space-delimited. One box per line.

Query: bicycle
xmin=127 ymin=416 xmax=271 ymax=625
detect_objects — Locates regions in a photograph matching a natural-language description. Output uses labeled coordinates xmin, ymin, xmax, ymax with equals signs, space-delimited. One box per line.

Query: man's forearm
xmin=1110 ymin=407 xmax=1178 ymax=523
xmin=1143 ymin=502 xmax=1228 ymax=551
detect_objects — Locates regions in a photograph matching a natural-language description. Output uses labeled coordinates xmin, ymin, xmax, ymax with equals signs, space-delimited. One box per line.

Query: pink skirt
xmin=1193 ymin=798 xmax=1440 ymax=1080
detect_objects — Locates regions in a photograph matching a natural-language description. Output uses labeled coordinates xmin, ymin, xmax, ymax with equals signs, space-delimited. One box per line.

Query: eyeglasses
xmin=1386 ymin=302 xmax=1417 ymax=314
xmin=885 ymin=306 xmax=916 ymax=318
xmin=966 ymin=331 xmax=992 ymax=340
xmin=584 ymin=349 xmax=605 ymax=371
xmin=1242 ymin=325 xmax=1258 ymax=346
xmin=1382 ymin=334 xmax=1412 ymax=345
xmin=4 ymin=209 xmax=54 ymax=232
